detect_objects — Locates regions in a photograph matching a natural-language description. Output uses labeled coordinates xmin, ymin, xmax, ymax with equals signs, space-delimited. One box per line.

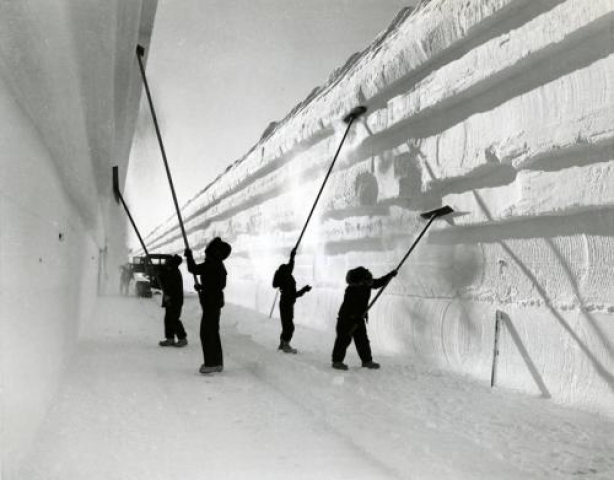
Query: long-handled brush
xmin=269 ymin=105 xmax=368 ymax=317
xmin=135 ymin=44 xmax=200 ymax=289
xmin=364 ymin=205 xmax=454 ymax=315
xmin=292 ymin=105 xmax=367 ymax=255
xmin=112 ymin=166 xmax=156 ymax=284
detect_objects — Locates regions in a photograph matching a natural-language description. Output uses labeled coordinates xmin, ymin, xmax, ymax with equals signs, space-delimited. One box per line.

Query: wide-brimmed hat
xmin=205 ymin=237 xmax=232 ymax=260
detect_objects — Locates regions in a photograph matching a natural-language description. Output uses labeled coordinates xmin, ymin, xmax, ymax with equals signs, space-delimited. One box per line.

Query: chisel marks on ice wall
xmin=145 ymin=0 xmax=614 ymax=415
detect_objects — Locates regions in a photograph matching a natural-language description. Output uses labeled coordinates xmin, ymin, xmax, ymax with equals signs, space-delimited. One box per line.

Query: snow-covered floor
xmin=19 ymin=296 xmax=614 ymax=480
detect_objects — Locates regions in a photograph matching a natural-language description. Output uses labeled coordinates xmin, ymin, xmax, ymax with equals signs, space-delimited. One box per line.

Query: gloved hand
xmin=184 ymin=248 xmax=193 ymax=258
xmin=303 ymin=285 xmax=312 ymax=292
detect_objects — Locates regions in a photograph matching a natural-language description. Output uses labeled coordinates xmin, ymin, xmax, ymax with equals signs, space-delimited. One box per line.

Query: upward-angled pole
xmin=269 ymin=105 xmax=367 ymax=318
xmin=292 ymin=105 xmax=367 ymax=255
xmin=365 ymin=205 xmax=454 ymax=314
xmin=113 ymin=166 xmax=150 ymax=259
xmin=135 ymin=44 xmax=199 ymax=286
xmin=113 ymin=166 xmax=165 ymax=293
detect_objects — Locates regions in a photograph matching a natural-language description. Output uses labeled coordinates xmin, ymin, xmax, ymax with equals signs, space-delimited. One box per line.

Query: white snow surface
xmin=19 ymin=297 xmax=614 ymax=480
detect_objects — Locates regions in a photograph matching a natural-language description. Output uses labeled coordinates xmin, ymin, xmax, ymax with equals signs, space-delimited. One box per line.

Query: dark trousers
xmin=332 ymin=316 xmax=372 ymax=363
xmin=200 ymin=304 xmax=223 ymax=367
xmin=279 ymin=300 xmax=295 ymax=343
xmin=164 ymin=304 xmax=186 ymax=340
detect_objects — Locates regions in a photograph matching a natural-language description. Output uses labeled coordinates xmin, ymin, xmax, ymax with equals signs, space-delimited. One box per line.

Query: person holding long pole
xmin=135 ymin=45 xmax=219 ymax=372
xmin=112 ymin=166 xmax=184 ymax=347
xmin=185 ymin=237 xmax=231 ymax=374
xmin=331 ymin=267 xmax=397 ymax=371
xmin=331 ymin=205 xmax=454 ymax=370
xmin=158 ymin=255 xmax=188 ymax=348
xmin=272 ymin=248 xmax=311 ymax=353
xmin=271 ymin=105 xmax=368 ymax=352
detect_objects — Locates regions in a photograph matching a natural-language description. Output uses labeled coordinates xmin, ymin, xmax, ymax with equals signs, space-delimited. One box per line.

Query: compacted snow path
xmin=20 ymin=296 xmax=614 ymax=480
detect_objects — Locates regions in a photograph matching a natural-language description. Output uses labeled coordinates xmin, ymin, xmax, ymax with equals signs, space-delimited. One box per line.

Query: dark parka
xmin=332 ymin=267 xmax=395 ymax=364
xmin=159 ymin=255 xmax=186 ymax=341
xmin=186 ymin=238 xmax=231 ymax=368
xmin=273 ymin=259 xmax=310 ymax=343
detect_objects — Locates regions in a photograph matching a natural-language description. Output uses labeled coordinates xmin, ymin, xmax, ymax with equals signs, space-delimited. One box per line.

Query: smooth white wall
xmin=0 ymin=0 xmax=159 ymax=476
xmin=0 ymin=75 xmax=99 ymax=478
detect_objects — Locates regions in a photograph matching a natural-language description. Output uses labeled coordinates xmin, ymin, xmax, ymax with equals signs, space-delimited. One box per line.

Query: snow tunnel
xmin=2 ymin=1 xmax=613 ymax=479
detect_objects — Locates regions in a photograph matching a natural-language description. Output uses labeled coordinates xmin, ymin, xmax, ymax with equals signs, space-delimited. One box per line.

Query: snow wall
xmin=0 ymin=1 xmax=158 ymax=477
xmin=142 ymin=0 xmax=614 ymax=416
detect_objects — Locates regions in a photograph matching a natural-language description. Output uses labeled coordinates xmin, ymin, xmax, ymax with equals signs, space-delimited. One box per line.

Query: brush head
xmin=136 ymin=44 xmax=145 ymax=57
xmin=420 ymin=205 xmax=454 ymax=220
xmin=342 ymin=105 xmax=367 ymax=124
xmin=112 ymin=166 xmax=121 ymax=203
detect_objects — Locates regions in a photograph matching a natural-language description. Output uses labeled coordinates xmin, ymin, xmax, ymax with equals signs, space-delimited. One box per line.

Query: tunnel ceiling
xmin=0 ymin=0 xmax=158 ymax=234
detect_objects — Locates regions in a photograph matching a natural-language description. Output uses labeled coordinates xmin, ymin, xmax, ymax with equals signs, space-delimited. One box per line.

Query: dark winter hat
xmin=346 ymin=266 xmax=372 ymax=286
xmin=272 ymin=263 xmax=291 ymax=288
xmin=206 ymin=237 xmax=232 ymax=260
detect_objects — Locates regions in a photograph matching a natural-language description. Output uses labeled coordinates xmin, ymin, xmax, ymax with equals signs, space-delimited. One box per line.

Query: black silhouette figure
xmin=331 ymin=266 xmax=396 ymax=370
xmin=272 ymin=249 xmax=311 ymax=353
xmin=185 ymin=237 xmax=232 ymax=374
xmin=119 ymin=264 xmax=134 ymax=296
xmin=158 ymin=255 xmax=187 ymax=347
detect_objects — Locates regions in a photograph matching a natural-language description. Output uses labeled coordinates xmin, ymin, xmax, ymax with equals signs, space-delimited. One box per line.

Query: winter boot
xmin=199 ymin=364 xmax=223 ymax=374
xmin=278 ymin=341 xmax=297 ymax=354
xmin=362 ymin=360 xmax=380 ymax=369
xmin=174 ymin=338 xmax=188 ymax=348
xmin=159 ymin=339 xmax=176 ymax=347
xmin=332 ymin=361 xmax=349 ymax=371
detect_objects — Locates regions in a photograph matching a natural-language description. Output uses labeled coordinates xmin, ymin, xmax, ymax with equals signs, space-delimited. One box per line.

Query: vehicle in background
xmin=130 ymin=254 xmax=176 ymax=297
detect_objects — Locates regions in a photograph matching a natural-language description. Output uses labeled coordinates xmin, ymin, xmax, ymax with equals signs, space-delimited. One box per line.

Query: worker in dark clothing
xmin=158 ymin=254 xmax=187 ymax=347
xmin=272 ymin=249 xmax=311 ymax=353
xmin=331 ymin=266 xmax=397 ymax=370
xmin=185 ymin=237 xmax=232 ymax=374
